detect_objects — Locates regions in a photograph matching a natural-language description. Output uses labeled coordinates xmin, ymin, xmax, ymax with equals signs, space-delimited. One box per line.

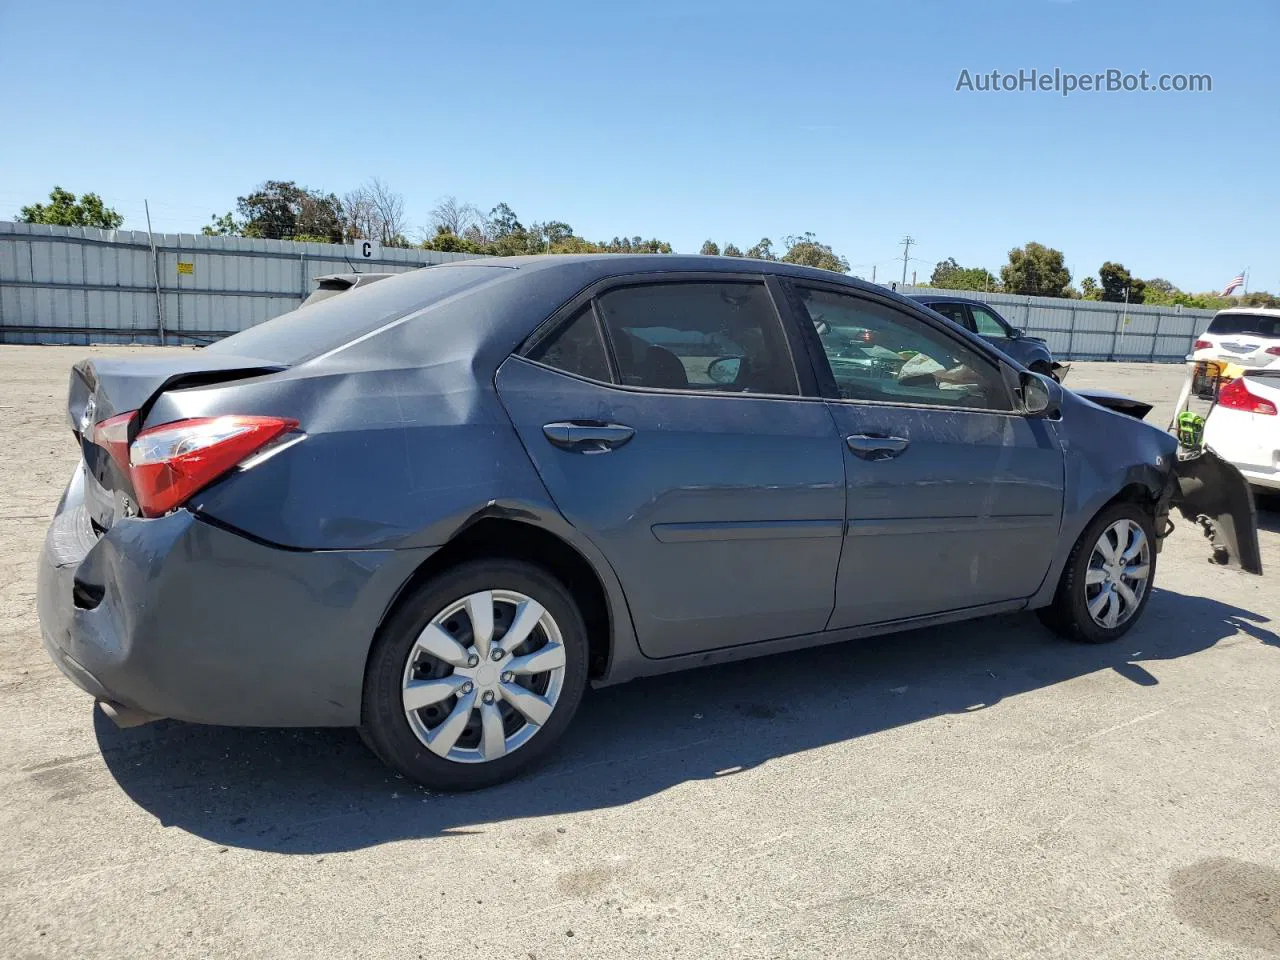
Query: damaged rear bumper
xmin=1171 ymin=448 xmax=1263 ymax=574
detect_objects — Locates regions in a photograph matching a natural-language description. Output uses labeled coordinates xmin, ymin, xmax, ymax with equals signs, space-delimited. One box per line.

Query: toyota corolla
xmin=37 ymin=255 xmax=1261 ymax=790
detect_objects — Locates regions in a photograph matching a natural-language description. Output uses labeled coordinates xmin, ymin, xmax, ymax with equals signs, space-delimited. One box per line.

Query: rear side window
xmin=928 ymin=302 xmax=971 ymax=330
xmin=594 ymin=281 xmax=799 ymax=395
xmin=207 ymin=264 xmax=507 ymax=364
xmin=527 ymin=306 xmax=613 ymax=382
xmin=1207 ymin=312 xmax=1280 ymax=338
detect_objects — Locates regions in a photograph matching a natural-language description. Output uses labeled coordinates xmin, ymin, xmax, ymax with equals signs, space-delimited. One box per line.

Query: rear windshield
xmin=206 ymin=264 xmax=506 ymax=364
xmin=1206 ymin=312 xmax=1280 ymax=338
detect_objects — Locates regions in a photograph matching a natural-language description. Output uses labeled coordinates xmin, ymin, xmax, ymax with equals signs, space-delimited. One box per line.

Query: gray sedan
xmin=37 ymin=255 xmax=1260 ymax=790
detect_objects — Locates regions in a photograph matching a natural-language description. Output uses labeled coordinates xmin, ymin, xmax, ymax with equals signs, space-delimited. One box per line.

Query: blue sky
xmin=2 ymin=0 xmax=1275 ymax=293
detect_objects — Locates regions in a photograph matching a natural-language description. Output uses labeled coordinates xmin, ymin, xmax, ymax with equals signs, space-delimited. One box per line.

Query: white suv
xmin=1193 ymin=308 xmax=1280 ymax=370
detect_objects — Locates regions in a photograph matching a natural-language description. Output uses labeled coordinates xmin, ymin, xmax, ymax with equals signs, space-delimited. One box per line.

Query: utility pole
xmin=144 ymin=200 xmax=166 ymax=346
xmin=871 ymin=265 xmax=876 ymax=284
xmin=900 ymin=236 xmax=914 ymax=286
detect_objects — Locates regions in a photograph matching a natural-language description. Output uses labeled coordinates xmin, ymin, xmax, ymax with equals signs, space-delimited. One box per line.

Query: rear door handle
xmin=846 ymin=434 xmax=910 ymax=461
xmin=543 ymin=421 xmax=636 ymax=454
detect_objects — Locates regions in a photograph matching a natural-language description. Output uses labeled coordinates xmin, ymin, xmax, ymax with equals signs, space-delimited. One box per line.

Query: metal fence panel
xmin=902 ymin=285 xmax=1217 ymax=362
xmin=0 ymin=221 xmax=486 ymax=345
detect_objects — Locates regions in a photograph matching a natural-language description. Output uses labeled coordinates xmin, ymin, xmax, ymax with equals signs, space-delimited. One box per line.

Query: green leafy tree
xmin=780 ymin=233 xmax=849 ymax=273
xmin=1000 ymin=242 xmax=1071 ymax=297
xmin=487 ymin=202 xmax=523 ymax=239
xmin=745 ymin=237 xmax=776 ymax=261
xmin=202 ymin=212 xmax=241 ymax=236
xmin=235 ymin=180 xmax=345 ymax=242
xmin=723 ymin=243 xmax=744 ymax=257
xmin=1080 ymin=276 xmax=1101 ymax=300
xmin=929 ymin=257 xmax=997 ymax=291
xmin=1240 ymin=291 xmax=1280 ymax=309
xmin=19 ymin=186 xmax=124 ymax=229
xmin=700 ymin=240 xmax=720 ymax=256
xmin=1098 ymin=261 xmax=1146 ymax=304
xmin=423 ymin=228 xmax=483 ymax=254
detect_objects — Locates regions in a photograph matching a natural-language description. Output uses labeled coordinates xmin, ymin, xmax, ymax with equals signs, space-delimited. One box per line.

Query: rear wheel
xmin=360 ymin=559 xmax=588 ymax=790
xmin=1038 ymin=501 xmax=1156 ymax=643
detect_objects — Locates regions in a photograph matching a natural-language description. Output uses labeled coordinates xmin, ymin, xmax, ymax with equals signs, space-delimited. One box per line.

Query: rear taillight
xmin=94 ymin=411 xmax=135 ymax=476
xmin=1194 ymin=339 xmax=1213 ymax=351
xmin=1217 ymin=378 xmax=1278 ymax=416
xmin=129 ymin=416 xmax=298 ymax=517
xmin=1267 ymin=346 xmax=1280 ymax=357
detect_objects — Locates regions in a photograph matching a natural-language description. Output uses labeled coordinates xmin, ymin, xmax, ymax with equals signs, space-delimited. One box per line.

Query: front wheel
xmin=360 ymin=559 xmax=589 ymax=790
xmin=1037 ymin=502 xmax=1156 ymax=643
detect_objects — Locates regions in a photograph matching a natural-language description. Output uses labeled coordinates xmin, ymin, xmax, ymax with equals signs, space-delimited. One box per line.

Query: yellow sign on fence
xmin=177 ymin=261 xmax=194 ymax=275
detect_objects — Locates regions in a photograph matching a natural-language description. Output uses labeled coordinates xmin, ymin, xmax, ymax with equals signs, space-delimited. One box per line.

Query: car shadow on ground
xmin=95 ymin=585 xmax=1278 ymax=855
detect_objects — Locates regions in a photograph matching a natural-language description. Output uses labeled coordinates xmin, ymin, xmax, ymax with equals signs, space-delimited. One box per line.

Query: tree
xmin=487 ymin=203 xmax=523 ymax=239
xmin=235 ymin=180 xmax=345 ymax=241
xmin=342 ymin=178 xmax=408 ymax=246
xmin=19 ymin=186 xmax=123 ymax=229
xmin=423 ymin=229 xmax=483 ymax=254
xmin=699 ymin=240 xmax=720 ymax=256
xmin=745 ymin=237 xmax=776 ymax=261
xmin=1080 ymin=276 xmax=1101 ymax=300
xmin=1000 ymin=242 xmax=1071 ymax=297
xmin=780 ymin=233 xmax=849 ymax=273
xmin=1145 ymin=277 xmax=1177 ymax=298
xmin=202 ymin=212 xmax=241 ymax=236
xmin=1098 ymin=262 xmax=1146 ymax=304
xmin=429 ymin=196 xmax=482 ymax=237
xmin=929 ymin=257 xmax=997 ymax=291
xmin=723 ymin=243 xmax=744 ymax=257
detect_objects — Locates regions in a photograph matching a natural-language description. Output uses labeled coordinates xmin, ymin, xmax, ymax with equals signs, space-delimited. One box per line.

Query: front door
xmin=788 ymin=284 xmax=1065 ymax=627
xmin=495 ymin=277 xmax=847 ymax=659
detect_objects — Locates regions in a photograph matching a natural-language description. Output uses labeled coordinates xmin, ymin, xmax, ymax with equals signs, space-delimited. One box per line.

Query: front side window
xmin=796 ymin=287 xmax=1011 ymax=411
xmin=969 ymin=305 xmax=1010 ymax=338
xmin=594 ymin=281 xmax=799 ymax=395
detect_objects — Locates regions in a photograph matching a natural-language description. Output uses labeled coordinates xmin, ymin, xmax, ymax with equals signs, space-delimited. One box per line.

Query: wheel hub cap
xmin=1085 ymin=518 xmax=1152 ymax=629
xmin=400 ymin=589 xmax=567 ymax=764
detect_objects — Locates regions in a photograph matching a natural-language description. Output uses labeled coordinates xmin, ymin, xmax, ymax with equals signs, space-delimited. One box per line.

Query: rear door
xmin=786 ymin=283 xmax=1065 ymax=627
xmin=495 ymin=274 xmax=846 ymax=659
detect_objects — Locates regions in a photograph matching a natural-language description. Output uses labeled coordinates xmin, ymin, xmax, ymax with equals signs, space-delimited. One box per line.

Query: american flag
xmin=1221 ymin=271 xmax=1246 ymax=296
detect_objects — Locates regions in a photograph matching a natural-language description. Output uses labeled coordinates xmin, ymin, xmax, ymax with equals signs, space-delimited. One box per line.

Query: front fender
xmin=1173 ymin=449 xmax=1263 ymax=574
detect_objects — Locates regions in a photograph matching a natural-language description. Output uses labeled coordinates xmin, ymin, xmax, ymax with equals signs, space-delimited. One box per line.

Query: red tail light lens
xmin=1194 ymin=339 xmax=1213 ymax=351
xmin=94 ymin=411 xmax=136 ymax=476
xmin=1267 ymin=346 xmax=1280 ymax=357
xmin=129 ymin=416 xmax=298 ymax=517
xmin=1217 ymin=377 xmax=1278 ymax=416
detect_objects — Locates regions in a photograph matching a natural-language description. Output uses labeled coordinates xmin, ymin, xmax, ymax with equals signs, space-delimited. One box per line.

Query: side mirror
xmin=707 ymin=356 xmax=743 ymax=385
xmin=1010 ymin=327 xmax=1024 ymax=340
xmin=1020 ymin=370 xmax=1061 ymax=418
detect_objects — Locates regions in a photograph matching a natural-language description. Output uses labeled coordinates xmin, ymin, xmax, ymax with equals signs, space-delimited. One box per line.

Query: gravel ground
xmin=1 ymin=347 xmax=1278 ymax=959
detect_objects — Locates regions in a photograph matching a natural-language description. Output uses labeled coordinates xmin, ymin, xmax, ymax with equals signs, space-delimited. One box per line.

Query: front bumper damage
xmin=1171 ymin=448 xmax=1263 ymax=574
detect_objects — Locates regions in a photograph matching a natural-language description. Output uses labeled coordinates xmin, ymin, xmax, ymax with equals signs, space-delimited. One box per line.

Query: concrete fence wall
xmin=0 ymin=221 xmax=482 ymax=345
xmin=900 ymin=285 xmax=1218 ymax=363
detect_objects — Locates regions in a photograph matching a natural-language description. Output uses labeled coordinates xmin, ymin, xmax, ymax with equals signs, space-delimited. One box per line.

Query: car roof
xmin=906 ymin=293 xmax=989 ymax=305
xmin=1214 ymin=307 xmax=1280 ymax=318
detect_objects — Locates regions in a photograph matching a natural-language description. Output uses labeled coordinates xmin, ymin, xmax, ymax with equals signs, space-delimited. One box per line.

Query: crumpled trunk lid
xmin=1172 ymin=448 xmax=1263 ymax=574
xmin=67 ymin=352 xmax=283 ymax=532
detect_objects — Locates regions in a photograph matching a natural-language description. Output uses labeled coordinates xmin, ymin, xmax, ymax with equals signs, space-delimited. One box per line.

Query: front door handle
xmin=846 ymin=434 xmax=910 ymax=461
xmin=543 ymin=421 xmax=636 ymax=454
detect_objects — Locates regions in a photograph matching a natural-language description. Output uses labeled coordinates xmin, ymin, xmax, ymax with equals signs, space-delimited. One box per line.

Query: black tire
xmin=1037 ymin=501 xmax=1157 ymax=644
xmin=1030 ymin=360 xmax=1059 ymax=383
xmin=360 ymin=559 xmax=588 ymax=791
